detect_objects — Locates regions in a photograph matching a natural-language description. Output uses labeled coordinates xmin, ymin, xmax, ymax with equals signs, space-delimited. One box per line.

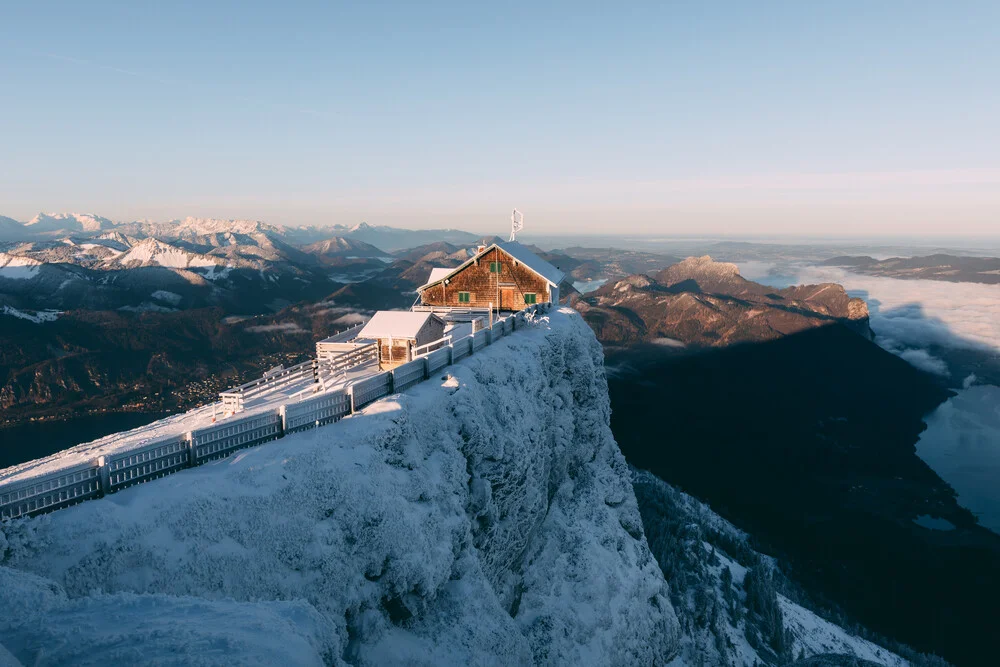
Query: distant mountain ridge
xmin=0 ymin=213 xmax=479 ymax=248
xmin=823 ymin=253 xmax=1000 ymax=284
xmin=0 ymin=214 xmax=473 ymax=314
xmin=25 ymin=213 xmax=115 ymax=234
xmin=0 ymin=220 xmax=335 ymax=315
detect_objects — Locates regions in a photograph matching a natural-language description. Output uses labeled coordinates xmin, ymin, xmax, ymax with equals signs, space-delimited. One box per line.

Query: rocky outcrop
xmin=0 ymin=309 xmax=679 ymax=666
xmin=575 ymin=255 xmax=873 ymax=346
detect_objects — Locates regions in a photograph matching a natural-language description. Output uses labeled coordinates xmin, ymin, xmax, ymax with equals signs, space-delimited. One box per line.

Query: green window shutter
xmin=524 ymin=293 xmax=536 ymax=304
xmin=459 ymin=292 xmax=470 ymax=303
xmin=490 ymin=262 xmax=501 ymax=273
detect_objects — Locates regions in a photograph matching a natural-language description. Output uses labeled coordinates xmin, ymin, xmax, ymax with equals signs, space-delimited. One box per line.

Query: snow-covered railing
xmin=410 ymin=306 xmax=491 ymax=318
xmin=424 ymin=346 xmax=451 ymax=375
xmin=413 ymin=335 xmax=451 ymax=358
xmin=104 ymin=434 xmax=191 ymax=493
xmin=472 ymin=329 xmax=489 ymax=351
xmin=281 ymin=389 xmax=350 ymax=434
xmin=190 ymin=410 xmax=283 ymax=463
xmin=0 ymin=461 xmax=102 ymax=521
xmin=316 ymin=321 xmax=368 ymax=345
xmin=491 ymin=319 xmax=505 ymax=339
xmin=0 ymin=303 xmax=552 ymax=521
xmin=350 ymin=372 xmax=393 ymax=411
xmin=220 ymin=360 xmax=318 ymax=413
xmin=392 ymin=359 xmax=426 ymax=393
xmin=451 ymin=336 xmax=473 ymax=362
xmin=317 ymin=341 xmax=378 ymax=378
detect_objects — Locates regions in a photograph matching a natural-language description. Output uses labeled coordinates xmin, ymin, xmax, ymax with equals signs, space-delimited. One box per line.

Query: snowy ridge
xmin=779 ymin=595 xmax=907 ymax=665
xmin=114 ymin=238 xmax=221 ymax=269
xmin=0 ymin=306 xmax=61 ymax=323
xmin=0 ymin=309 xmax=680 ymax=666
xmin=25 ymin=213 xmax=114 ymax=233
xmin=0 ymin=253 xmax=42 ymax=279
xmin=173 ymin=216 xmax=280 ymax=237
xmin=633 ymin=470 xmax=911 ymax=667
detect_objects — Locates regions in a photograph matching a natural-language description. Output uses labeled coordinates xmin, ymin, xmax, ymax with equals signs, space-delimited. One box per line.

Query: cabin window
xmin=489 ymin=262 xmax=502 ymax=273
xmin=524 ymin=293 xmax=537 ymax=304
xmin=458 ymin=292 xmax=471 ymax=303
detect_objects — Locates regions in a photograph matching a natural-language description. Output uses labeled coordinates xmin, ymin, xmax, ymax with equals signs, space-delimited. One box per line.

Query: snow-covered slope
xmin=632 ymin=470 xmax=912 ymax=667
xmin=0 ymin=216 xmax=31 ymax=242
xmin=0 ymin=253 xmax=42 ymax=279
xmin=25 ymin=212 xmax=115 ymax=234
xmin=112 ymin=238 xmax=221 ymax=269
xmin=0 ymin=310 xmax=679 ymax=666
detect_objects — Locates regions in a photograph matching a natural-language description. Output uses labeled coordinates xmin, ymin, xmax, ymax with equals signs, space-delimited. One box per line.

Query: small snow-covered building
xmin=357 ymin=310 xmax=446 ymax=370
xmin=417 ymin=241 xmax=564 ymax=312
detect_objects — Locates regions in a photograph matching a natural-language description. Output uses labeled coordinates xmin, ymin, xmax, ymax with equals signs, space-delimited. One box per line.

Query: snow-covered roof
xmin=425 ymin=267 xmax=451 ymax=285
xmin=418 ymin=242 xmax=565 ymax=291
xmin=357 ymin=310 xmax=440 ymax=339
xmin=498 ymin=241 xmax=565 ymax=286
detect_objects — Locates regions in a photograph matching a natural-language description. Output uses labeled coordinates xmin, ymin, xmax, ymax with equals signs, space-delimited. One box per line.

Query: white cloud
xmin=785 ymin=265 xmax=1000 ymax=354
xmin=246 ymin=322 xmax=307 ymax=334
xmin=333 ymin=313 xmax=367 ymax=325
xmin=897 ymin=349 xmax=950 ymax=377
xmin=738 ymin=261 xmax=1000 ymax=380
xmin=763 ymin=265 xmax=1000 ymax=536
xmin=651 ymin=337 xmax=686 ymax=348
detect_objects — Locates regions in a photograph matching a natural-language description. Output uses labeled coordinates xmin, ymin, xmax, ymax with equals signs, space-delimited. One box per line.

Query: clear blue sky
xmin=2 ymin=1 xmax=999 ymax=236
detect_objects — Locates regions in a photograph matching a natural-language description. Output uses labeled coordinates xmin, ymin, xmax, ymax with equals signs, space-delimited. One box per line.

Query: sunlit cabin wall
xmin=375 ymin=316 xmax=445 ymax=370
xmin=419 ymin=247 xmax=551 ymax=311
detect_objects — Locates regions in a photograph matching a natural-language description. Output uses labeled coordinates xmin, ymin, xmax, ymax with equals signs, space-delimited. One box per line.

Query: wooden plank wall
xmin=419 ymin=247 xmax=550 ymax=310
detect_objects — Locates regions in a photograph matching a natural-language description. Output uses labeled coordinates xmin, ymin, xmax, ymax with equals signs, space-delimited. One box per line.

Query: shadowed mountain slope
xmin=607 ymin=326 xmax=999 ymax=666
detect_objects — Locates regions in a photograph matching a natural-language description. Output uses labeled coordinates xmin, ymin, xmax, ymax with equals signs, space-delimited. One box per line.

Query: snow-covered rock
xmin=0 ymin=309 xmax=679 ymax=666
xmin=0 ymin=306 xmax=61 ymax=323
xmin=113 ymin=238 xmax=221 ymax=269
xmin=25 ymin=212 xmax=115 ymax=234
xmin=0 ymin=216 xmax=31 ymax=242
xmin=632 ymin=470 xmax=910 ymax=667
xmin=0 ymin=253 xmax=42 ymax=279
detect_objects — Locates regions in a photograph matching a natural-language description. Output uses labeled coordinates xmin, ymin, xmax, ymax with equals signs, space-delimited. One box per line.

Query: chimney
xmin=477 ymin=244 xmax=487 ymax=254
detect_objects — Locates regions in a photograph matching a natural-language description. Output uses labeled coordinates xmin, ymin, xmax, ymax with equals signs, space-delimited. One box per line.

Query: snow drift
xmin=0 ymin=309 xmax=679 ymax=666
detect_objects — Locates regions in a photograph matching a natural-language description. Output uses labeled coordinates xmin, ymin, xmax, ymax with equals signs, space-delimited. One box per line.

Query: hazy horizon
xmin=5 ymin=211 xmax=1000 ymax=248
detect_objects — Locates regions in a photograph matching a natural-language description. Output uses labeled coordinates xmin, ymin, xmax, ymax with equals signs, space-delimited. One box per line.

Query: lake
xmin=0 ymin=412 xmax=169 ymax=469
xmin=915 ymin=384 xmax=1000 ymax=535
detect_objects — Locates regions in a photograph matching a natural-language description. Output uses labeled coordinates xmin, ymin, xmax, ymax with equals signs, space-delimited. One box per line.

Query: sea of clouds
xmin=739 ymin=262 xmax=1000 ymax=378
xmin=739 ymin=260 xmax=1000 ymax=533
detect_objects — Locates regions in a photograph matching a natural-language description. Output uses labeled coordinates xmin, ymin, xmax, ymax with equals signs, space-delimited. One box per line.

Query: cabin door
xmin=501 ymin=287 xmax=515 ymax=311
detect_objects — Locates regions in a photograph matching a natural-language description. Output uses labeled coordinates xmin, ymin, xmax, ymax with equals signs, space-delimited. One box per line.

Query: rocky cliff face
xmin=575 ymin=256 xmax=873 ymax=346
xmin=0 ymin=309 xmax=679 ymax=666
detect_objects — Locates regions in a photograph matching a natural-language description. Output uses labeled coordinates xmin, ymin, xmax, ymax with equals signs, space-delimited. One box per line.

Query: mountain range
xmin=0 ymin=217 xmax=987 ymax=664
xmin=577 ymin=258 xmax=997 ymax=665
xmin=574 ymin=255 xmax=873 ymax=346
xmin=0 ymin=216 xmax=485 ymax=315
xmin=823 ymin=253 xmax=1000 ymax=285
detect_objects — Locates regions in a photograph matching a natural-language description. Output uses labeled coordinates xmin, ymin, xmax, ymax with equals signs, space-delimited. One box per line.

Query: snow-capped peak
xmin=175 ymin=217 xmax=278 ymax=237
xmin=114 ymin=238 xmax=220 ymax=269
xmin=26 ymin=213 xmax=115 ymax=233
xmin=0 ymin=252 xmax=43 ymax=279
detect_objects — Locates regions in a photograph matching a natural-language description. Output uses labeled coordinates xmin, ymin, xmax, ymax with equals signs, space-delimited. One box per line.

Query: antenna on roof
xmin=509 ymin=208 xmax=523 ymax=242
